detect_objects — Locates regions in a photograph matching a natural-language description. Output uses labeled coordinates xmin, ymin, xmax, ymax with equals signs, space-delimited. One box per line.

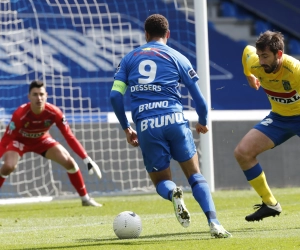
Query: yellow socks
xmin=248 ymin=171 xmax=277 ymax=205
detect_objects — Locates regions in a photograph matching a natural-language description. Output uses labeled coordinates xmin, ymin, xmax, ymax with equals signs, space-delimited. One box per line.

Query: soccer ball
xmin=113 ymin=211 xmax=142 ymax=239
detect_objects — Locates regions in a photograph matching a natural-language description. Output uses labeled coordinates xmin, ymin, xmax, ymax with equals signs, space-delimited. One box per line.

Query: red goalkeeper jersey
xmin=0 ymin=102 xmax=88 ymax=159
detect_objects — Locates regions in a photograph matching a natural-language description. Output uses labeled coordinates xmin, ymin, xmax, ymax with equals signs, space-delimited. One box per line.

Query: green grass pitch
xmin=1 ymin=188 xmax=300 ymax=250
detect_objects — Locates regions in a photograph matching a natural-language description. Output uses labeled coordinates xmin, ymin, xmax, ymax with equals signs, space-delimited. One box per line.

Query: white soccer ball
xmin=113 ymin=211 xmax=142 ymax=239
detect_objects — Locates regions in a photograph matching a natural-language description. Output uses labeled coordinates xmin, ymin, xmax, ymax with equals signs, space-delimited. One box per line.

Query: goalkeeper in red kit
xmin=0 ymin=80 xmax=102 ymax=206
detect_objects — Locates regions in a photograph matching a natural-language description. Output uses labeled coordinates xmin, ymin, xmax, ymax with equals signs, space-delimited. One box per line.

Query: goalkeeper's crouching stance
xmin=0 ymin=80 xmax=102 ymax=206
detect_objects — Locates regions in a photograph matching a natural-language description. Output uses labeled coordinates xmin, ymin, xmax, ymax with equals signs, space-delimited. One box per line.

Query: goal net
xmin=0 ymin=0 xmax=199 ymax=199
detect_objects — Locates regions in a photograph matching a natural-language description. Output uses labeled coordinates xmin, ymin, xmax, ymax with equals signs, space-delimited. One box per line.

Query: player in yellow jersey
xmin=234 ymin=30 xmax=300 ymax=221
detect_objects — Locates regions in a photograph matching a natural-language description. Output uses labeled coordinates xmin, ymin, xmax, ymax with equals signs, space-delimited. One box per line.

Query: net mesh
xmin=0 ymin=0 xmax=199 ymax=198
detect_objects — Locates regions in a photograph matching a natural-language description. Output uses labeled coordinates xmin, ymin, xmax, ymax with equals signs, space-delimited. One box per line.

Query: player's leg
xmin=0 ymin=141 xmax=23 ymax=188
xmin=178 ymin=153 xmax=231 ymax=238
xmin=234 ymin=128 xmax=277 ymax=203
xmin=234 ymin=126 xmax=285 ymax=221
xmin=179 ymin=153 xmax=218 ymax=224
xmin=170 ymin=119 xmax=218 ymax=225
xmin=0 ymin=151 xmax=20 ymax=187
xmin=148 ymin=167 xmax=174 ymax=200
xmin=170 ymin=117 xmax=231 ymax=238
xmin=136 ymin=116 xmax=190 ymax=227
xmin=136 ymin=116 xmax=175 ymax=201
xmin=148 ymin=167 xmax=191 ymax=228
xmin=43 ymin=142 xmax=101 ymax=207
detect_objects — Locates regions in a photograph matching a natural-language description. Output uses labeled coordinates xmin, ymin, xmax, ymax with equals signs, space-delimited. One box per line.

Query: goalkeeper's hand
xmin=83 ymin=157 xmax=102 ymax=179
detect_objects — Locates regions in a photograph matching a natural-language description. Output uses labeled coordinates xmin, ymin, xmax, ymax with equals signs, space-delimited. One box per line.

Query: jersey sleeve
xmin=242 ymin=45 xmax=256 ymax=76
xmin=54 ymin=107 xmax=88 ymax=159
xmin=186 ymin=82 xmax=208 ymax=125
xmin=110 ymin=80 xmax=130 ymax=130
xmin=114 ymin=58 xmax=128 ymax=84
xmin=176 ymin=53 xmax=199 ymax=87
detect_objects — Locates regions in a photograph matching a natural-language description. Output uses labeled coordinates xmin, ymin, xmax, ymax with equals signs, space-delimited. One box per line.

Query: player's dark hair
xmin=29 ymin=80 xmax=45 ymax=93
xmin=144 ymin=14 xmax=169 ymax=39
xmin=256 ymin=30 xmax=284 ymax=54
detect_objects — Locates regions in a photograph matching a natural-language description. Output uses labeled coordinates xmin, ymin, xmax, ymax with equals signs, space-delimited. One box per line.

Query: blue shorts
xmin=136 ymin=112 xmax=196 ymax=173
xmin=254 ymin=111 xmax=300 ymax=146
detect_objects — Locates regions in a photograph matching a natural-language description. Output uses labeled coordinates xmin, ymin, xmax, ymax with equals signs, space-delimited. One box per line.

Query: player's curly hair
xmin=29 ymin=80 xmax=45 ymax=93
xmin=144 ymin=14 xmax=169 ymax=39
xmin=256 ymin=30 xmax=284 ymax=54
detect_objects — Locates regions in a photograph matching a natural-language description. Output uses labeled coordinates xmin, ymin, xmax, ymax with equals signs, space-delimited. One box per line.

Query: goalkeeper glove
xmin=83 ymin=157 xmax=102 ymax=179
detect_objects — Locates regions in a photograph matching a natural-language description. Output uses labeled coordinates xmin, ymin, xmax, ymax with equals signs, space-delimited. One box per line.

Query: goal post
xmin=194 ymin=0 xmax=215 ymax=192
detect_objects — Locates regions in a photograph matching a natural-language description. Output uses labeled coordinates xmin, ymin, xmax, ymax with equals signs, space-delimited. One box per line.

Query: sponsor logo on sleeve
xmin=246 ymin=54 xmax=250 ymax=61
xmin=9 ymin=122 xmax=15 ymax=130
xmin=188 ymin=69 xmax=198 ymax=79
xmin=115 ymin=63 xmax=120 ymax=73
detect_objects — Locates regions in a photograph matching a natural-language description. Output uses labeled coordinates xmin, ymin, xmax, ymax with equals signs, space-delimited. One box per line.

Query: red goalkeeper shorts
xmin=1 ymin=136 xmax=59 ymax=157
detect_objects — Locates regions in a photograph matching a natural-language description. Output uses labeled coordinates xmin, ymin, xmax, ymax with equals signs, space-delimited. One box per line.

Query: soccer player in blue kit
xmin=110 ymin=14 xmax=231 ymax=238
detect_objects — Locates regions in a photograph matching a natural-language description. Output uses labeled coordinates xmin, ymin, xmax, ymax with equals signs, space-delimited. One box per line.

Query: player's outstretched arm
xmin=83 ymin=156 xmax=102 ymax=179
xmin=54 ymin=107 xmax=103 ymax=180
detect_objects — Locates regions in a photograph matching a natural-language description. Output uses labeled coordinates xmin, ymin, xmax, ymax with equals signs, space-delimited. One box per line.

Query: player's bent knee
xmin=65 ymin=161 xmax=79 ymax=173
xmin=233 ymin=146 xmax=241 ymax=160
xmin=234 ymin=147 xmax=248 ymax=162
xmin=234 ymin=144 xmax=257 ymax=164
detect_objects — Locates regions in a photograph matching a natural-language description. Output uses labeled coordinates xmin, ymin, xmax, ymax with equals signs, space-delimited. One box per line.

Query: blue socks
xmin=156 ymin=180 xmax=176 ymax=201
xmin=156 ymin=174 xmax=220 ymax=225
xmin=188 ymin=173 xmax=219 ymax=225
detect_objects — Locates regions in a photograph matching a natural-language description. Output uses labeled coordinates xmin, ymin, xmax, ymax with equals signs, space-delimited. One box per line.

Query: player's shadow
xmin=18 ymin=226 xmax=299 ymax=250
xmin=14 ymin=231 xmax=217 ymax=250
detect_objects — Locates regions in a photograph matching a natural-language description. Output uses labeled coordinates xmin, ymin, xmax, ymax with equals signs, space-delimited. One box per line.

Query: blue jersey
xmin=114 ymin=41 xmax=199 ymax=123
